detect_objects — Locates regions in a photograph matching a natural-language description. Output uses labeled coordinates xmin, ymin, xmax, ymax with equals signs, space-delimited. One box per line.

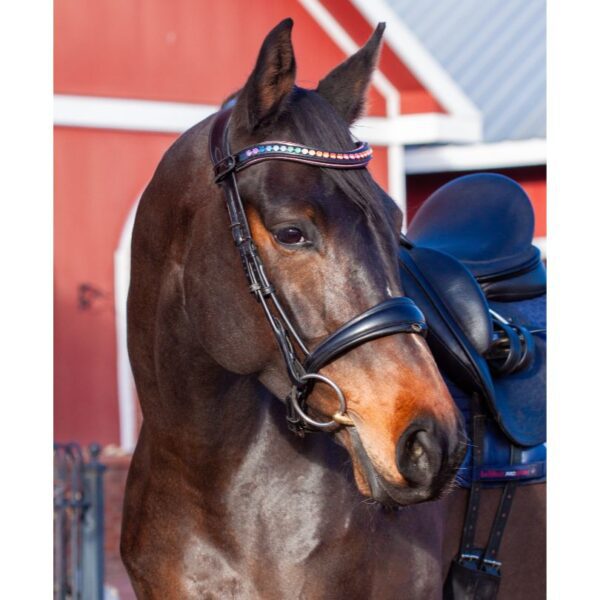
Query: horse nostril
xmin=396 ymin=422 xmax=443 ymax=488
xmin=407 ymin=435 xmax=425 ymax=459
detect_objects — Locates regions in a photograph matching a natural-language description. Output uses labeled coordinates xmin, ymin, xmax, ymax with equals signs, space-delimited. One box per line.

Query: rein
xmin=209 ymin=107 xmax=427 ymax=435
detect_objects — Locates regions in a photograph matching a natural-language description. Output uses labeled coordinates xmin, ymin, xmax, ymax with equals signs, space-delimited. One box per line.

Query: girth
xmin=209 ymin=107 xmax=426 ymax=435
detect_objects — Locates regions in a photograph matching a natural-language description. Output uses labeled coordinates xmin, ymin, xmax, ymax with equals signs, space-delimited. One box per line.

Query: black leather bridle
xmin=209 ymin=107 xmax=428 ymax=435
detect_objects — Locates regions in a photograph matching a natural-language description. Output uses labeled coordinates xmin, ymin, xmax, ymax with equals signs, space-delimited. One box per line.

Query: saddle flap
xmin=399 ymin=246 xmax=496 ymax=405
xmin=399 ymin=246 xmax=493 ymax=354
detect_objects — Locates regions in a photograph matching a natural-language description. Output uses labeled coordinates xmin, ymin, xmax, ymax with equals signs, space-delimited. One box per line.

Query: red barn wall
xmin=54 ymin=128 xmax=178 ymax=444
xmin=55 ymin=0 xmax=385 ymax=115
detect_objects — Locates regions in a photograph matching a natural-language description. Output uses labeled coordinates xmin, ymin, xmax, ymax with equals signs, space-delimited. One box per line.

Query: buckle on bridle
xmin=285 ymin=393 xmax=309 ymax=437
xmin=214 ymin=155 xmax=237 ymax=182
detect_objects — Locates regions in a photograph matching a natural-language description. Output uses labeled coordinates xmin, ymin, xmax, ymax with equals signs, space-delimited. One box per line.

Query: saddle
xmin=400 ymin=173 xmax=546 ymax=452
xmin=399 ymin=173 xmax=546 ymax=599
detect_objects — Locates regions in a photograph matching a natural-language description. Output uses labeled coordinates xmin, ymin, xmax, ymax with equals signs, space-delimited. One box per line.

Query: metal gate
xmin=54 ymin=443 xmax=105 ymax=600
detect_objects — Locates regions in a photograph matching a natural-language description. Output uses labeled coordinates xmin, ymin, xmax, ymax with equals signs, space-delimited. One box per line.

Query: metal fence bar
xmin=69 ymin=444 xmax=84 ymax=599
xmin=54 ymin=446 xmax=68 ymax=599
xmin=54 ymin=442 xmax=105 ymax=600
xmin=82 ymin=443 xmax=106 ymax=600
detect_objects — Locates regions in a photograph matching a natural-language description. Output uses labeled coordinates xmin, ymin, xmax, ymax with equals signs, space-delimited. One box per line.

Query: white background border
xmin=546 ymin=1 xmax=600 ymax=597
xmin=0 ymin=1 xmax=52 ymax=594
xmin=1 ymin=1 xmax=596 ymax=597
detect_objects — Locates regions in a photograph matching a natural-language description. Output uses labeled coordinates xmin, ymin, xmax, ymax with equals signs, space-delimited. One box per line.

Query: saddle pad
xmin=488 ymin=297 xmax=546 ymax=446
xmin=448 ymin=377 xmax=546 ymax=489
xmin=400 ymin=247 xmax=546 ymax=447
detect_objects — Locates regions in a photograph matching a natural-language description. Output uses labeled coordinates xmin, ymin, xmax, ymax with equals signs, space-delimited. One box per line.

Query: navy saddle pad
xmin=448 ymin=296 xmax=546 ymax=488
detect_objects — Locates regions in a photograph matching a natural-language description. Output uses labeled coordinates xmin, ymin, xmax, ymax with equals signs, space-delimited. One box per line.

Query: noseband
xmin=209 ymin=107 xmax=427 ymax=436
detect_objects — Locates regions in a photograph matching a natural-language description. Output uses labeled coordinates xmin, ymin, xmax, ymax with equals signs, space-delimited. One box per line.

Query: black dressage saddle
xmin=399 ymin=173 xmax=546 ymax=599
xmin=408 ymin=172 xmax=546 ymax=301
xmin=400 ymin=173 xmax=546 ymax=448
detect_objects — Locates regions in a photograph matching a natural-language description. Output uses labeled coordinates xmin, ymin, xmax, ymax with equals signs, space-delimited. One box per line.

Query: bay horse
xmin=122 ymin=19 xmax=545 ymax=599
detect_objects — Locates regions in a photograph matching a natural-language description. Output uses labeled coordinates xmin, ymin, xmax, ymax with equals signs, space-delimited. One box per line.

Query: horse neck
xmin=140 ymin=327 xmax=268 ymax=454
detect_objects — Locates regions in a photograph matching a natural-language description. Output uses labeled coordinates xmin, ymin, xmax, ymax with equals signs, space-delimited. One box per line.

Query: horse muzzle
xmin=347 ymin=413 xmax=466 ymax=506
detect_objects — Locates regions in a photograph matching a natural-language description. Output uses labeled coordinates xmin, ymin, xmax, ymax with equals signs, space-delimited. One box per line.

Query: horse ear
xmin=232 ymin=19 xmax=296 ymax=132
xmin=317 ymin=23 xmax=385 ymax=124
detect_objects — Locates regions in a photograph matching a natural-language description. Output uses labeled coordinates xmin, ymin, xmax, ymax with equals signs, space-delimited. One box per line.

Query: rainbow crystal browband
xmin=214 ymin=139 xmax=373 ymax=182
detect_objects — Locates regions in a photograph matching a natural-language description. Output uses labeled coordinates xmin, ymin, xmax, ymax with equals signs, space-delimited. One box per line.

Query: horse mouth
xmin=344 ymin=427 xmax=465 ymax=507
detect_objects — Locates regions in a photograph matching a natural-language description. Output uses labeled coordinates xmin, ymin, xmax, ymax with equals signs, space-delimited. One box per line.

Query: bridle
xmin=209 ymin=106 xmax=428 ymax=436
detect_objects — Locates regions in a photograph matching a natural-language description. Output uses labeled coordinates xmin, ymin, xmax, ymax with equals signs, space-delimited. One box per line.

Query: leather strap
xmin=486 ymin=319 xmax=535 ymax=376
xmin=458 ymin=396 xmax=485 ymax=560
xmin=305 ymin=298 xmax=426 ymax=373
xmin=222 ymin=140 xmax=372 ymax=174
xmin=457 ymin=397 xmax=522 ymax=577
xmin=210 ymin=107 xmax=310 ymax=388
xmin=479 ymin=445 xmax=522 ymax=573
xmin=479 ymin=481 xmax=517 ymax=573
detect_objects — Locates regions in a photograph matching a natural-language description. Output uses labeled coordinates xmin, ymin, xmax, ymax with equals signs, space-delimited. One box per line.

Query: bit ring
xmin=290 ymin=373 xmax=354 ymax=429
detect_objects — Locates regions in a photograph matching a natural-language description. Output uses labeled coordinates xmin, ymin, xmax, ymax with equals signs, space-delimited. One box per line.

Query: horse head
xmin=129 ymin=19 xmax=465 ymax=507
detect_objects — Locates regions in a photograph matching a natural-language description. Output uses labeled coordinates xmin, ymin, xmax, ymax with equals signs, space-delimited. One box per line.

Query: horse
xmin=121 ymin=19 xmax=545 ymax=599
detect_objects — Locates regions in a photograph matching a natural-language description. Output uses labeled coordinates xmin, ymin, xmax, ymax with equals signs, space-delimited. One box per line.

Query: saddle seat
xmin=399 ymin=173 xmax=546 ymax=452
xmin=408 ymin=173 xmax=546 ymax=300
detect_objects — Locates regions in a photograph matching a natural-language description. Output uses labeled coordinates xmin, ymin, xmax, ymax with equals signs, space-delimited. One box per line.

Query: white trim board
xmin=54 ymin=96 xmax=544 ymax=171
xmin=54 ymin=95 xmax=479 ymax=145
xmin=354 ymin=114 xmax=480 ymax=146
xmin=405 ymin=139 xmax=547 ymax=174
xmin=114 ymin=198 xmax=141 ymax=452
xmin=54 ymin=95 xmax=216 ymax=133
xmin=533 ymin=237 xmax=546 ymax=259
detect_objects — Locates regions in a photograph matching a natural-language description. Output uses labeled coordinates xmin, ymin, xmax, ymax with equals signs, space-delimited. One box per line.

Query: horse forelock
xmin=248 ymin=87 xmax=393 ymax=223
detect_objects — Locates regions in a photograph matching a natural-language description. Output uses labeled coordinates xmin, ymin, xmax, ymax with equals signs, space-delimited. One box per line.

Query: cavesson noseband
xmin=209 ymin=106 xmax=427 ymax=436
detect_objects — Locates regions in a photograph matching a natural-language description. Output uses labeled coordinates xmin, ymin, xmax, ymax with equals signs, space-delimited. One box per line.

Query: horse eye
xmin=273 ymin=226 xmax=306 ymax=246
